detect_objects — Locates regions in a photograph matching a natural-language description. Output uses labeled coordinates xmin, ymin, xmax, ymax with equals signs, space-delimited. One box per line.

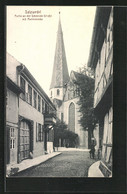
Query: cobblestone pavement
xmin=14 ymin=151 xmax=98 ymax=177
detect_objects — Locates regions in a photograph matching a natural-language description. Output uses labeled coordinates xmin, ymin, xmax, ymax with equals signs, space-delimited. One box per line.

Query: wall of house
xmin=93 ymin=8 xmax=113 ymax=176
xmin=6 ymin=89 xmax=18 ymax=124
xmin=6 ymin=53 xmax=20 ymax=84
xmin=6 ymin=53 xmax=56 ymax=164
xmin=19 ymin=98 xmax=45 ymax=158
xmin=6 ymin=88 xmax=19 ymax=164
xmin=47 ymin=142 xmax=53 ymax=153
xmin=94 ymin=9 xmax=113 ymax=108
xmin=9 ymin=127 xmax=18 ymax=164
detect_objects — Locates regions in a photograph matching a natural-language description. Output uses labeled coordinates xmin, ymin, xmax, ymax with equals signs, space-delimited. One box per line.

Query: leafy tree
xmin=54 ymin=120 xmax=67 ymax=145
xmin=54 ymin=120 xmax=79 ymax=147
xmin=74 ymin=67 xmax=96 ymax=136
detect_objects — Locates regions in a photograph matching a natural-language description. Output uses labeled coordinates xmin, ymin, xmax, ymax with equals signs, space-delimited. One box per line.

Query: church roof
xmin=70 ymin=70 xmax=88 ymax=79
xmin=50 ymin=13 xmax=70 ymax=89
xmin=69 ymin=70 xmax=94 ymax=83
xmin=71 ymin=70 xmax=85 ymax=80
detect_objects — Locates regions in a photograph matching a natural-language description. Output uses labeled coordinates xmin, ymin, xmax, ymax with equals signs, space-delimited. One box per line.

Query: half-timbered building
xmin=88 ymin=7 xmax=113 ymax=176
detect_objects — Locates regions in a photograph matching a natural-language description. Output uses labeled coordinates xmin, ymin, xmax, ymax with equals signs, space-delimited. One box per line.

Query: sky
xmin=7 ymin=6 xmax=96 ymax=96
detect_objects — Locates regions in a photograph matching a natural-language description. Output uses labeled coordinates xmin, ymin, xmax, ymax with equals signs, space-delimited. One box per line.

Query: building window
xmin=57 ymin=89 xmax=60 ymax=95
xmin=101 ymin=107 xmax=113 ymax=170
xmin=68 ymin=102 xmax=75 ymax=133
xmin=47 ymin=105 xmax=49 ymax=113
xmin=38 ymin=95 xmax=41 ymax=112
xmin=76 ymin=87 xmax=80 ymax=96
xmin=42 ymin=99 xmax=45 ymax=113
xmin=27 ymin=85 xmax=32 ymax=105
xmin=20 ymin=76 xmax=25 ymax=92
xmin=20 ymin=76 xmax=26 ymax=100
xmin=34 ymin=91 xmax=37 ymax=108
xmin=61 ymin=113 xmax=64 ymax=122
xmin=49 ymin=107 xmax=53 ymax=114
xmin=45 ymin=103 xmax=49 ymax=114
xmin=10 ymin=128 xmax=15 ymax=149
xmin=36 ymin=123 xmax=43 ymax=142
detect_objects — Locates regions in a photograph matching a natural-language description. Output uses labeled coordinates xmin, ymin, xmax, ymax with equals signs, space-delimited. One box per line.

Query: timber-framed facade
xmin=88 ymin=7 xmax=113 ymax=177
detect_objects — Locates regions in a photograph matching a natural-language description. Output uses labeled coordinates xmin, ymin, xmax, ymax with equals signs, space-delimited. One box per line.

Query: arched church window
xmin=68 ymin=102 xmax=75 ymax=133
xmin=57 ymin=89 xmax=60 ymax=95
xmin=61 ymin=113 xmax=64 ymax=122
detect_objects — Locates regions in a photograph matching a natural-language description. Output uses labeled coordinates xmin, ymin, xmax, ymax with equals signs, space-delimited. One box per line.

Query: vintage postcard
xmin=6 ymin=5 xmax=113 ymax=191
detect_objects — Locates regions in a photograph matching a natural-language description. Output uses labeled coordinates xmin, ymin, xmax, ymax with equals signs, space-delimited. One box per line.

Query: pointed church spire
xmin=50 ymin=12 xmax=69 ymax=89
xmin=58 ymin=11 xmax=62 ymax=34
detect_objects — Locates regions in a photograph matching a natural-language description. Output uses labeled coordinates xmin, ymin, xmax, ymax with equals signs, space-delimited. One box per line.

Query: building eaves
xmin=7 ymin=76 xmax=23 ymax=94
xmin=17 ymin=65 xmax=56 ymax=110
xmin=87 ymin=7 xmax=111 ymax=69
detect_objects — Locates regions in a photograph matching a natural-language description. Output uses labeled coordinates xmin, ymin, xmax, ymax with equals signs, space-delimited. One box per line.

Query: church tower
xmin=50 ymin=12 xmax=69 ymax=101
xmin=49 ymin=12 xmax=89 ymax=148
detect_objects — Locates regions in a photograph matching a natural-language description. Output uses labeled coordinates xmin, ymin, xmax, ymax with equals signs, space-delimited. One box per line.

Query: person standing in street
xmin=89 ymin=137 xmax=96 ymax=159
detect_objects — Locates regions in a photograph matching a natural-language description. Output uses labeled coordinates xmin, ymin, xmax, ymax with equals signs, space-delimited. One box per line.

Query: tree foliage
xmin=75 ymin=67 xmax=96 ymax=134
xmin=54 ymin=120 xmax=79 ymax=147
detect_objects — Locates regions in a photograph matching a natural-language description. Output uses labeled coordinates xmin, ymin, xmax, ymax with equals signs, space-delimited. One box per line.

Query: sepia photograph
xmin=6 ymin=6 xmax=113 ymax=179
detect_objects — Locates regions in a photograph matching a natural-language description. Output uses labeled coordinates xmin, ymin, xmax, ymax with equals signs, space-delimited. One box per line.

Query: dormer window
xmin=57 ymin=89 xmax=60 ymax=96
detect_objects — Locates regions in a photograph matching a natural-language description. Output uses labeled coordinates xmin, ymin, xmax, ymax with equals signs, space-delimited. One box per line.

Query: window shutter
xmin=41 ymin=125 xmax=43 ymax=141
xmin=36 ymin=123 xmax=38 ymax=142
xmin=42 ymin=125 xmax=44 ymax=141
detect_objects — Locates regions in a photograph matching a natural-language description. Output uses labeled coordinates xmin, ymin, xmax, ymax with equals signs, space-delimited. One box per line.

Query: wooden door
xmin=19 ymin=121 xmax=30 ymax=161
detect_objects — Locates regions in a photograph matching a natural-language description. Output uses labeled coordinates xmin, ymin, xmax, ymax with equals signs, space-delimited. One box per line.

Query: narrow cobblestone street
xmin=14 ymin=150 xmax=98 ymax=177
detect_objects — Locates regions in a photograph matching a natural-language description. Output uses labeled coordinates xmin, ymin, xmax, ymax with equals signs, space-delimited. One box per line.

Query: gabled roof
xmin=7 ymin=76 xmax=23 ymax=94
xmin=50 ymin=13 xmax=69 ymax=89
xmin=70 ymin=70 xmax=94 ymax=83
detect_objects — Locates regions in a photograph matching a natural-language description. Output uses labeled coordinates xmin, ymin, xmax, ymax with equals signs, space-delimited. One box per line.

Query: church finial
xmin=59 ymin=11 xmax=61 ymax=21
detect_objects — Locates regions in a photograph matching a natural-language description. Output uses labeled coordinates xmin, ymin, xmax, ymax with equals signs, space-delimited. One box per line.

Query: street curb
xmin=88 ymin=160 xmax=104 ymax=177
xmin=10 ymin=152 xmax=62 ymax=176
